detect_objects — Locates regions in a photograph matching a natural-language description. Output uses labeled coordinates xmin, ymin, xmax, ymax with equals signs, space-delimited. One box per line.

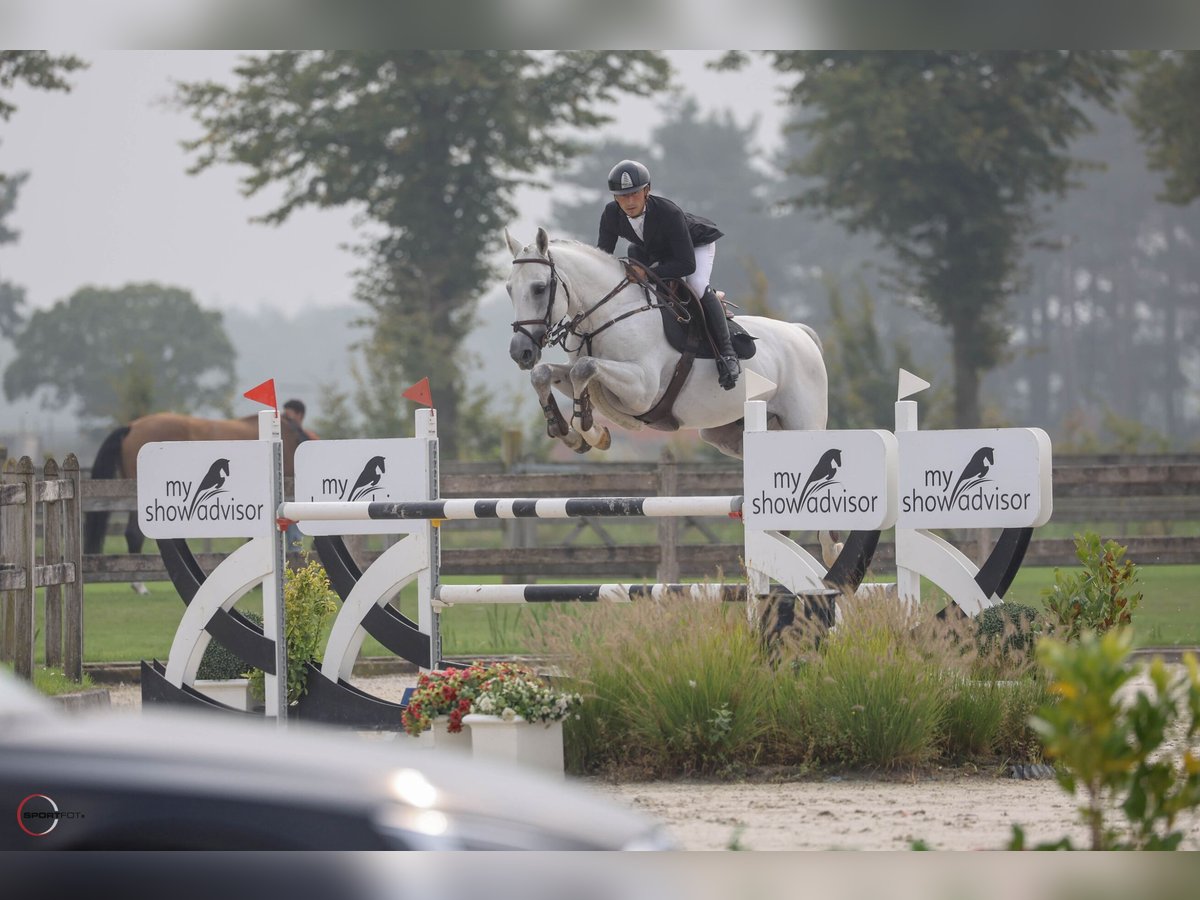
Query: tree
xmin=0 ymin=171 xmax=29 ymax=339
xmin=3 ymin=283 xmax=236 ymax=425
xmin=726 ymin=51 xmax=1127 ymax=427
xmin=176 ymin=51 xmax=670 ymax=456
xmin=551 ymin=98 xmax=805 ymax=308
xmin=1128 ymin=51 xmax=1200 ymax=206
xmin=0 ymin=51 xmax=86 ymax=121
xmin=823 ymin=278 xmax=915 ymax=430
xmin=1 ymin=51 xmax=87 ymax=338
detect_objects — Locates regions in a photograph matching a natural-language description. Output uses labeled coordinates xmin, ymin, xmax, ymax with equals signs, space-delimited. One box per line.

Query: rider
xmin=596 ymin=159 xmax=741 ymax=391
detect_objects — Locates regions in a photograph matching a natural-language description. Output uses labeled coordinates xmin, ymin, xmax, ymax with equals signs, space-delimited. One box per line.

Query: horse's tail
xmin=795 ymin=323 xmax=824 ymax=355
xmin=83 ymin=425 xmax=130 ymax=555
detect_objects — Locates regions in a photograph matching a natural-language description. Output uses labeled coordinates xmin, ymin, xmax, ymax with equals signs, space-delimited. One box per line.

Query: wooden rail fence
xmin=0 ymin=454 xmax=84 ymax=681
xmin=73 ymin=453 xmax=1200 ymax=583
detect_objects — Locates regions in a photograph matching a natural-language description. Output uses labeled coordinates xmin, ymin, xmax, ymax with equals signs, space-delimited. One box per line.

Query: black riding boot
xmin=698 ymin=286 xmax=740 ymax=390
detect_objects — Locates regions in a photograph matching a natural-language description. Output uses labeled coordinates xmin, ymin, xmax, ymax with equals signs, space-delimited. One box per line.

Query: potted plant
xmin=194 ymin=611 xmax=261 ymax=711
xmin=462 ymin=662 xmax=582 ymax=776
xmin=401 ymin=663 xmax=493 ymax=750
xmin=247 ymin=557 xmax=339 ymax=707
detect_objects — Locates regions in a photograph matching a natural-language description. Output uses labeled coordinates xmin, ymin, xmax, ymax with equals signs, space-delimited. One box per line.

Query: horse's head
xmin=505 ymin=226 xmax=565 ymax=370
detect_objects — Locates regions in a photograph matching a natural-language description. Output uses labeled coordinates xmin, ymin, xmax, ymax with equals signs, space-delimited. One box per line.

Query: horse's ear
xmin=536 ymin=227 xmax=549 ymax=256
xmin=504 ymin=227 xmax=523 ymax=258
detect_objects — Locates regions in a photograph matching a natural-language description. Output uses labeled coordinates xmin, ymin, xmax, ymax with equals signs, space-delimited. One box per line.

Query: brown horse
xmin=84 ymin=412 xmax=311 ymax=555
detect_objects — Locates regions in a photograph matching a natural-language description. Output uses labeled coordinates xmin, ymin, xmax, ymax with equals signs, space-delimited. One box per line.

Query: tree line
xmin=2 ymin=51 xmax=1198 ymax=456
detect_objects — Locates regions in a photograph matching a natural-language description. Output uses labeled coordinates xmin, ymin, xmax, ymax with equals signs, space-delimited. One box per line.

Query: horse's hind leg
xmin=531 ymin=363 xmax=589 ymax=453
xmin=126 ymin=514 xmax=150 ymax=595
xmin=699 ymin=423 xmax=745 ymax=460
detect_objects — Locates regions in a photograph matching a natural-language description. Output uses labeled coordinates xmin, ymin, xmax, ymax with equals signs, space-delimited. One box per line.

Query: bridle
xmin=509 ymin=253 xmax=566 ymax=348
xmin=510 ymin=251 xmax=672 ymax=356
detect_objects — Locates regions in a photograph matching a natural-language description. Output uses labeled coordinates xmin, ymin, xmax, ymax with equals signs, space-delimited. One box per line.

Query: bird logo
xmin=346 ymin=456 xmax=386 ymax=502
xmin=797 ymin=448 xmax=842 ymax=505
xmin=948 ymin=447 xmax=995 ymax=506
xmin=188 ymin=458 xmax=231 ymax=516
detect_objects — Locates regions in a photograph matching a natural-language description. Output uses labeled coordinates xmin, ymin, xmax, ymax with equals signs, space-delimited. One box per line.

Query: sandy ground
xmin=98 ymin=670 xmax=1200 ymax=852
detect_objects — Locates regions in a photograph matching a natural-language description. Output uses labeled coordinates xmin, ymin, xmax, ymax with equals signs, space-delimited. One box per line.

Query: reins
xmin=510 ymin=252 xmax=682 ymax=357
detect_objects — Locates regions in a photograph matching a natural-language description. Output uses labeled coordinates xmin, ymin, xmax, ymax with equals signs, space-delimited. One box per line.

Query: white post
xmin=259 ymin=409 xmax=288 ymax=726
xmin=416 ymin=408 xmax=439 ymax=670
xmin=743 ymin=398 xmax=769 ymax=603
xmin=894 ymin=398 xmax=920 ymax=609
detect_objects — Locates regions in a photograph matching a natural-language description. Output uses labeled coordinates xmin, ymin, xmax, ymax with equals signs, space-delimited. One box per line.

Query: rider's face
xmin=615 ymin=186 xmax=649 ymax=218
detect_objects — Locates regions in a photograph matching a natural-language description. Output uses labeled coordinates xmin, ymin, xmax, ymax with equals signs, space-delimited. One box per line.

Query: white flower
xmin=501 ymin=707 xmax=517 ymax=722
xmin=688 ymin=680 xmax=697 ymax=688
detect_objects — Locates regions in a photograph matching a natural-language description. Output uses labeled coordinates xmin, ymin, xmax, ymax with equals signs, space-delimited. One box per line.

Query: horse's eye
xmin=532 ymin=283 xmax=546 ymax=295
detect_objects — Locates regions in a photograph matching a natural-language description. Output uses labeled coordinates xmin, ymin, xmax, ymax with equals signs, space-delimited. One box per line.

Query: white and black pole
xmin=259 ymin=409 xmax=288 ymax=726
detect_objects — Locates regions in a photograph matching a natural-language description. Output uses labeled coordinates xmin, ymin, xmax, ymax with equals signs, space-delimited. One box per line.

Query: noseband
xmin=510 ymin=254 xmax=566 ymax=348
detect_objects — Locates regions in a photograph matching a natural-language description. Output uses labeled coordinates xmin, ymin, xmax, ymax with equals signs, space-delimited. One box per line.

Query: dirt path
xmin=98 ymin=672 xmax=1200 ymax=851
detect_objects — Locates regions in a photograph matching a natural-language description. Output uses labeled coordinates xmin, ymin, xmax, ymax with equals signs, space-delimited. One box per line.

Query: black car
xmin=0 ymin=671 xmax=674 ymax=851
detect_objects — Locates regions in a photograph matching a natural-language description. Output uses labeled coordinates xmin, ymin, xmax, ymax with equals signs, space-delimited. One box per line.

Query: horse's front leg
xmin=531 ymin=363 xmax=589 ymax=453
xmin=569 ymin=357 xmax=655 ymax=450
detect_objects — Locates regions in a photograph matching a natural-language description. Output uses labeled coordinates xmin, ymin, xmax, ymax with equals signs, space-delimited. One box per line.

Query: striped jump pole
xmin=279 ymin=495 xmax=743 ymax=522
xmin=436 ymin=583 xmax=750 ymax=606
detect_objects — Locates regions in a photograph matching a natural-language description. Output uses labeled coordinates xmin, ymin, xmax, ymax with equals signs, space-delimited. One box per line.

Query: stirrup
xmin=717 ymin=355 xmax=741 ymax=391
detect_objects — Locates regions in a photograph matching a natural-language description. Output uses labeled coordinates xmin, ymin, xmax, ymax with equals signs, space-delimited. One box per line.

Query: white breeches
xmin=684 ymin=242 xmax=716 ymax=299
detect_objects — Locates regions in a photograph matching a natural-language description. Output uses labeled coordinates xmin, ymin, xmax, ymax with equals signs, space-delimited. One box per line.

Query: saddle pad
xmin=656 ymin=299 xmax=758 ymax=361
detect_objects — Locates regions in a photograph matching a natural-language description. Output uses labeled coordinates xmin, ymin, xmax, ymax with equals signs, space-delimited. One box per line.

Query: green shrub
xmin=975 ymin=602 xmax=1041 ymax=660
xmin=942 ymin=677 xmax=1006 ymax=761
xmin=1015 ymin=629 xmax=1200 ymax=850
xmin=1042 ymin=532 xmax=1142 ymax=642
xmin=798 ymin=594 xmax=952 ymax=770
xmin=540 ymin=595 xmax=776 ymax=776
xmin=248 ymin=558 xmax=338 ymax=705
xmin=196 ymin=611 xmax=262 ymax=680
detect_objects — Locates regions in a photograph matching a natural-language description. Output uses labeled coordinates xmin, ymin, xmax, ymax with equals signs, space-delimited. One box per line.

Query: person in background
xmin=597 ymin=158 xmax=740 ymax=391
xmin=281 ymin=399 xmax=317 ymax=553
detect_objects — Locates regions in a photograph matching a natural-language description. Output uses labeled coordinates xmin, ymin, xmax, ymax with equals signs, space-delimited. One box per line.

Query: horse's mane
xmin=549 ymin=238 xmax=622 ymax=269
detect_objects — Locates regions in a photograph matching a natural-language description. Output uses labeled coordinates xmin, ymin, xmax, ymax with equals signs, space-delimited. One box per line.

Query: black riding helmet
xmin=607 ymin=159 xmax=651 ymax=195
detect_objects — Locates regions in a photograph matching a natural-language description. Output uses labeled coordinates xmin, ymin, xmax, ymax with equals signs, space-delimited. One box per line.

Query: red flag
xmin=243 ymin=378 xmax=277 ymax=411
xmin=402 ymin=377 xmax=433 ymax=408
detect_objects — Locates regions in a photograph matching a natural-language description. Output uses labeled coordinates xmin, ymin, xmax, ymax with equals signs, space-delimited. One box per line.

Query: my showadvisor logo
xmin=142 ymin=457 xmax=265 ymax=525
xmin=17 ymin=793 xmax=85 ymax=837
xmin=345 ymin=456 xmax=386 ymax=501
xmin=948 ymin=446 xmax=994 ymax=506
xmin=902 ymin=445 xmax=1030 ymax=515
xmin=796 ymin=448 xmax=841 ymax=505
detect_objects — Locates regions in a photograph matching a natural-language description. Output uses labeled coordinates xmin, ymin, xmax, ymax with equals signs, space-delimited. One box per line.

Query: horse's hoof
xmin=596 ymin=427 xmax=612 ymax=451
xmin=572 ymin=442 xmax=592 ymax=454
xmin=131 ymin=581 xmax=150 ymax=596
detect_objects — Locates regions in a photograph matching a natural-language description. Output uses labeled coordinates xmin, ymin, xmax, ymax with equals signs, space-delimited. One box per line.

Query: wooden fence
xmin=74 ymin=452 xmax=1200 ymax=584
xmin=0 ymin=454 xmax=84 ymax=681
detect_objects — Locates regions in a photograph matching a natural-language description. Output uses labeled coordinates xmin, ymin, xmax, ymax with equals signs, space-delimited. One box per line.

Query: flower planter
xmin=430 ymin=715 xmax=472 ymax=754
xmin=462 ymin=714 xmax=564 ymax=777
xmin=194 ymin=678 xmax=254 ymax=711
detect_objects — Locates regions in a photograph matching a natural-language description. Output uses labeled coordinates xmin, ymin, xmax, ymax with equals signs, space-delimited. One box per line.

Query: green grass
xmin=0 ymin=661 xmax=96 ymax=695
xmin=22 ymin=563 xmax=1200 ymax=666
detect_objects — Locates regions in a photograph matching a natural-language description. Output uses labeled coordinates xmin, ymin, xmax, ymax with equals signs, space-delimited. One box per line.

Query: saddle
xmin=636 ymin=279 xmax=757 ymax=431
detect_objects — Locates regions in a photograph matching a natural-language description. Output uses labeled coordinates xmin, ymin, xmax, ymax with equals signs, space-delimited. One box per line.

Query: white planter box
xmin=462 ymin=714 xmax=564 ymax=777
xmin=400 ymin=715 xmax=473 ymax=753
xmin=194 ymin=678 xmax=254 ymax=711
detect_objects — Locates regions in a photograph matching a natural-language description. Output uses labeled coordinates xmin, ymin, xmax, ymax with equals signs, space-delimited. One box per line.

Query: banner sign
xmin=294 ymin=439 xmax=431 ymax=535
xmin=137 ymin=441 xmax=274 ymax=538
xmin=896 ymin=428 xmax=1053 ymax=528
xmin=743 ymin=430 xmax=898 ymax=532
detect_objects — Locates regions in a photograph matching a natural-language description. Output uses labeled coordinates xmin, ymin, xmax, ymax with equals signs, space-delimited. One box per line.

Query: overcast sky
xmin=0 ymin=50 xmax=788 ymax=319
